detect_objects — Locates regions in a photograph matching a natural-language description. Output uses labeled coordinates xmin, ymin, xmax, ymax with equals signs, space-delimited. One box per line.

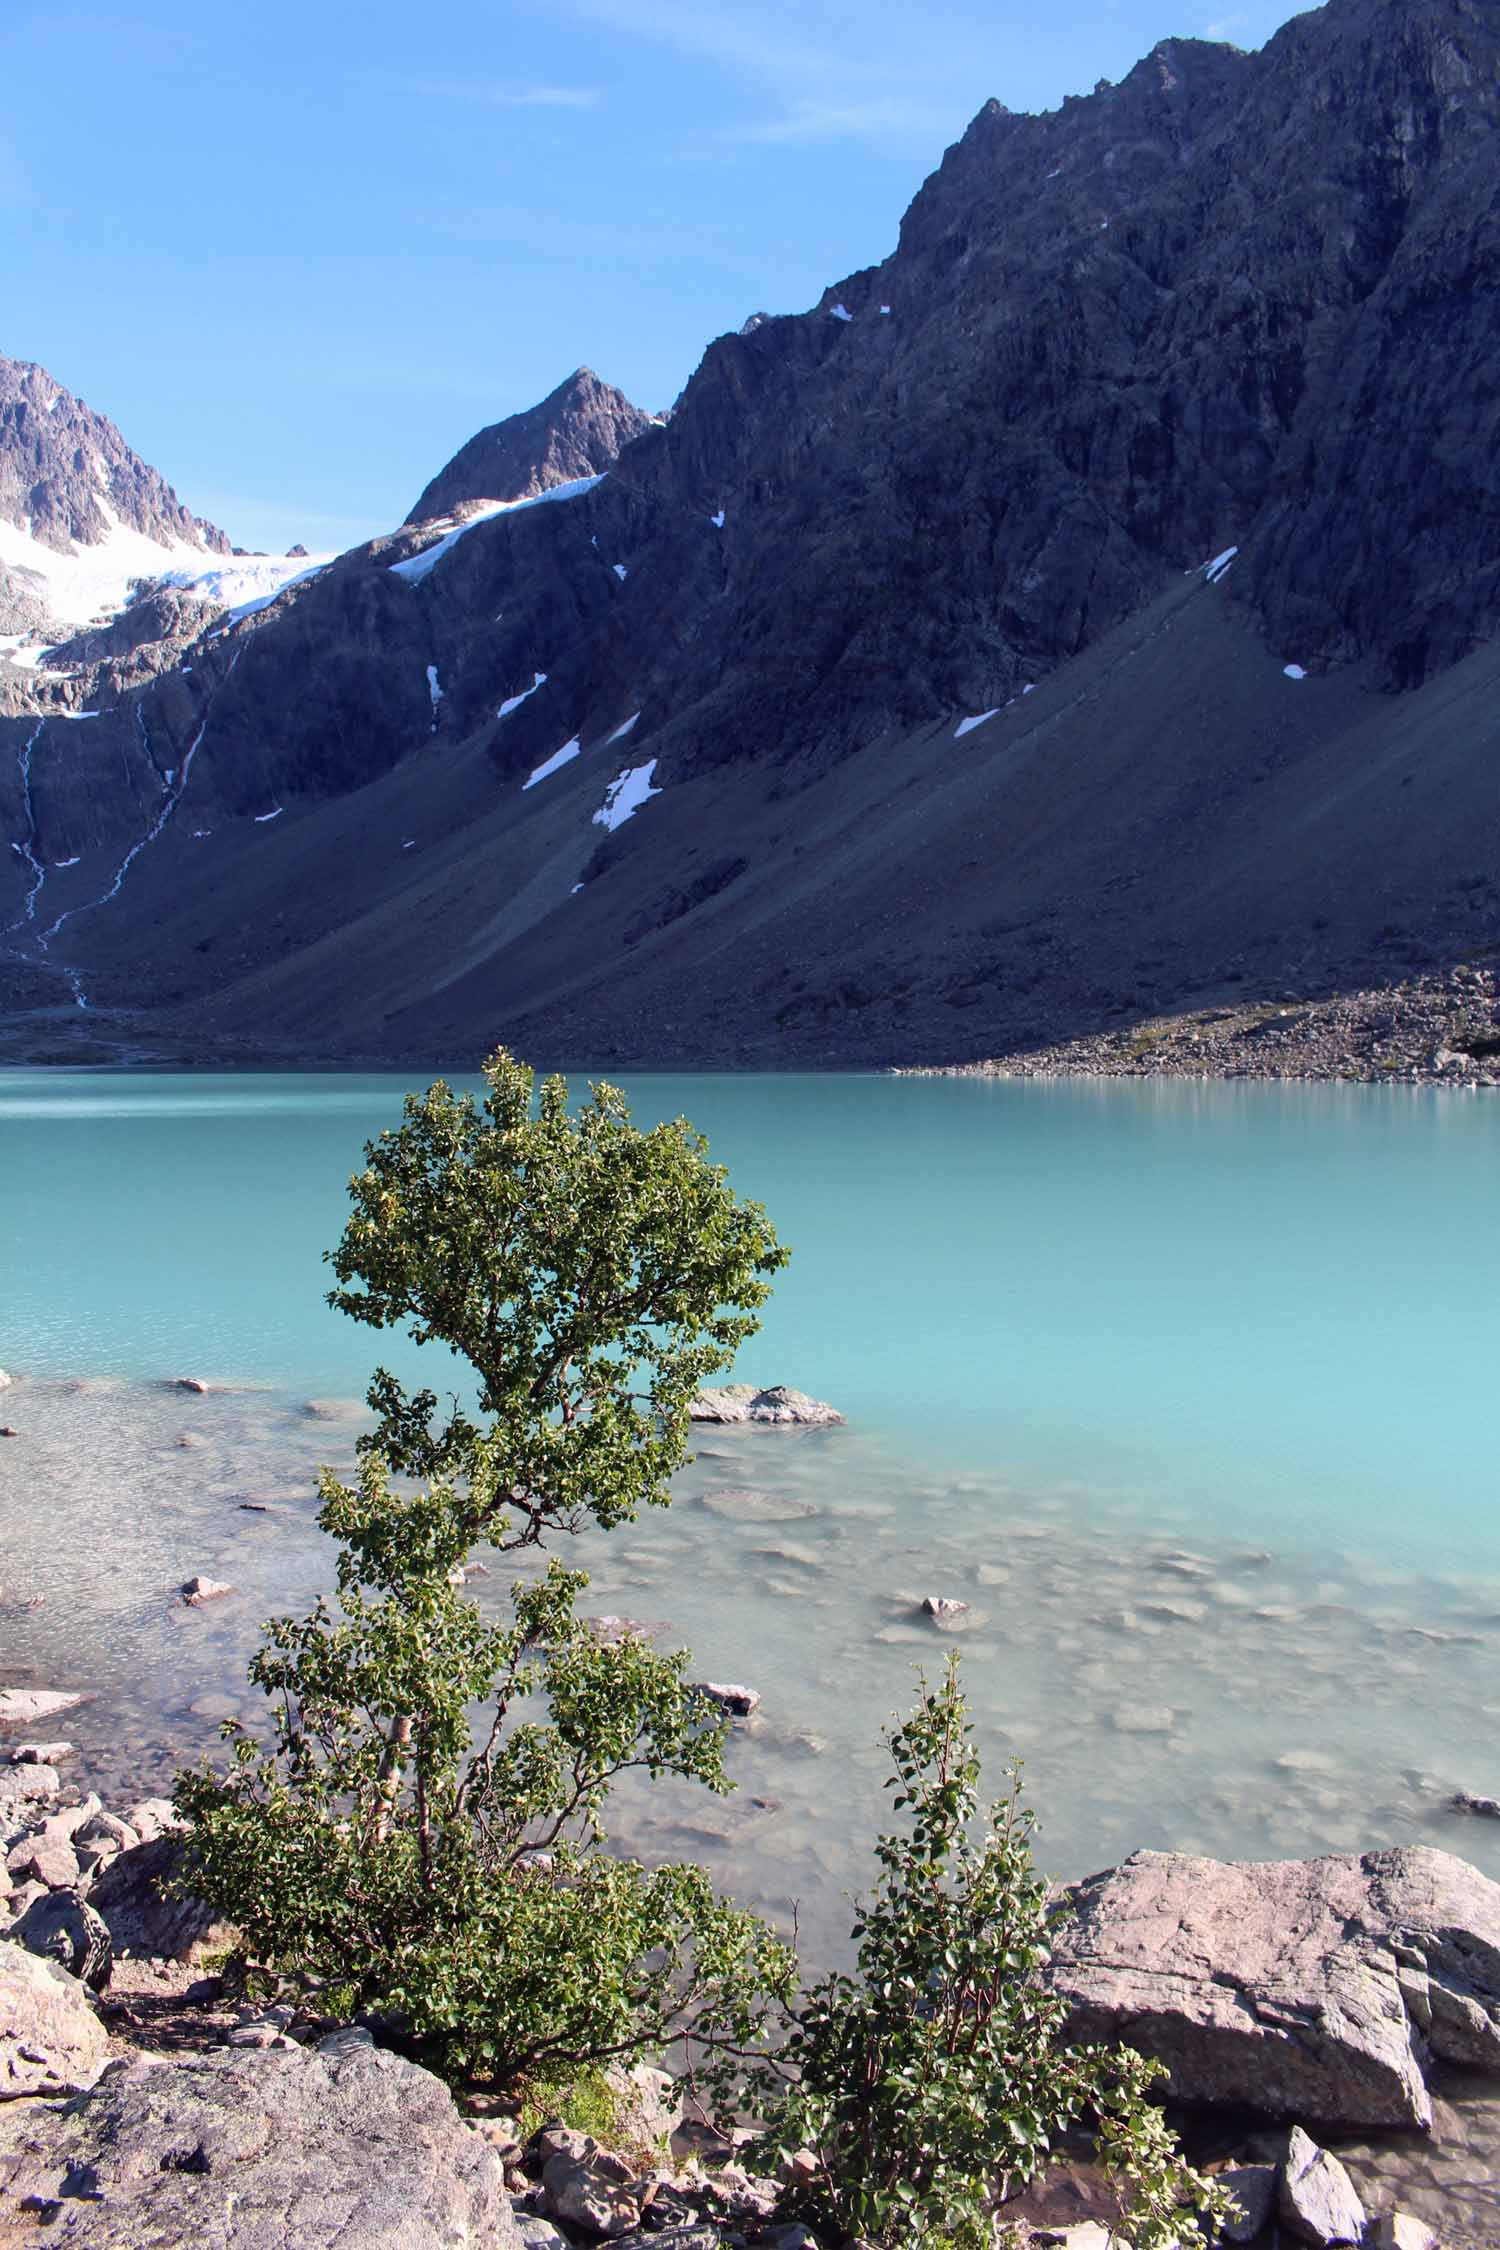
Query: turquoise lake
xmin=3 ymin=1069 xmax=1499 ymax=1957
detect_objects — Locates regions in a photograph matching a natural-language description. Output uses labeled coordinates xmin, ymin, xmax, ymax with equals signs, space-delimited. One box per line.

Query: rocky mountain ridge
xmin=1 ymin=0 xmax=1498 ymax=1068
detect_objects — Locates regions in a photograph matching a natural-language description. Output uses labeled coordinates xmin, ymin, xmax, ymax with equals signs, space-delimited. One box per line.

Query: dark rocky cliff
xmin=2 ymin=0 xmax=1498 ymax=1067
xmin=406 ymin=368 xmax=655 ymax=523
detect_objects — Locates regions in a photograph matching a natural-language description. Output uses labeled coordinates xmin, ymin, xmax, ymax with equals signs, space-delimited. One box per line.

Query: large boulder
xmin=0 ymin=1939 xmax=111 ymax=2099
xmin=0 ymin=2034 xmax=525 ymax=2244
xmin=1046 ymin=1846 xmax=1500 ymax=2130
xmin=87 ymin=1835 xmax=235 ymax=1966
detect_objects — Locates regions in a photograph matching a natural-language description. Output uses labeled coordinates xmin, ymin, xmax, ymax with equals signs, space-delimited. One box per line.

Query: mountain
xmin=0 ymin=356 xmax=231 ymax=637
xmin=2 ymin=0 xmax=1498 ymax=1070
xmin=406 ymin=369 xmax=656 ymax=524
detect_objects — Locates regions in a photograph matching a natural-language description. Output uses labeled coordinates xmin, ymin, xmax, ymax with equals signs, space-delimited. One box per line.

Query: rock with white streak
xmin=1277 ymin=2126 xmax=1366 ymax=2245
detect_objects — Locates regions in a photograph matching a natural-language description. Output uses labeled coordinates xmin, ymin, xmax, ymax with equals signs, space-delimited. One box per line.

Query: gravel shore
xmin=917 ymin=964 xmax=1500 ymax=1089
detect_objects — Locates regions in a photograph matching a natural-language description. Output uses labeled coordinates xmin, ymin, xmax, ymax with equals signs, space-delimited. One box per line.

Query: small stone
xmin=189 ymin=1693 xmax=242 ymax=1722
xmin=1368 ymin=2215 xmax=1438 ymax=2250
xmin=167 ymin=1376 xmax=213 ymax=1393
xmin=692 ymin=1681 xmax=761 ymax=1718
xmin=0 ymin=1763 xmax=61 ymax=1811
xmin=0 ymin=1427 xmax=16 ymax=1439
xmin=7 ymin=1742 xmax=72 ymax=1764
xmin=1218 ymin=2162 xmax=1278 ymax=2243
xmin=921 ymin=1596 xmax=969 ymax=1621
xmin=1452 ymin=1789 xmax=1500 ymax=1819
xmin=514 ymin=2219 xmax=571 ymax=2250
xmin=179 ymin=1575 xmax=235 ymax=1605
xmin=1278 ymin=2126 xmax=1366 ymax=2246
xmin=6 ymin=1836 xmax=80 ymax=1890
xmin=122 ymin=1797 xmax=183 ymax=1841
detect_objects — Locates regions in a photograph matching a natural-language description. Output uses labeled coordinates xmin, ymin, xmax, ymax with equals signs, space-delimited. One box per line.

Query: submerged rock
xmin=0 ymin=2035 xmax=523 ymax=2244
xmin=689 ymin=1385 xmax=843 ymax=1426
xmin=0 ymin=1689 xmax=83 ymax=1726
xmin=1046 ymin=1846 xmax=1500 ymax=2130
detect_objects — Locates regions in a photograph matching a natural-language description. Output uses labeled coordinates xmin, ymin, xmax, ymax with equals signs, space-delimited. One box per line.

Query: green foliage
xmin=325 ymin=1049 xmax=788 ymax=1555
xmin=745 ymin=1657 xmax=1230 ymax=2250
xmin=177 ymin=1052 xmax=795 ymax=2092
xmin=178 ymin=1467 xmax=797 ymax=2088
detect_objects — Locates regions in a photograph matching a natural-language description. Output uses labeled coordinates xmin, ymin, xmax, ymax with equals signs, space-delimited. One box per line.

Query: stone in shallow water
xmin=0 ymin=1689 xmax=81 ymax=1726
xmin=1111 ymin=1704 xmax=1175 ymax=1733
xmin=689 ymin=1384 xmax=843 ymax=1425
xmin=698 ymin=1487 xmax=814 ymax=1522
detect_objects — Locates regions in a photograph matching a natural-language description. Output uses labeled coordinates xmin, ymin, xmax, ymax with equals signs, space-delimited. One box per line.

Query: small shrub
xmin=744 ymin=1656 xmax=1229 ymax=2250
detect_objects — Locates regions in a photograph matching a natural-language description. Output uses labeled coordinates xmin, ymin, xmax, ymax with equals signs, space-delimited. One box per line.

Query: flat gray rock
xmin=1046 ymin=1845 xmax=1500 ymax=2130
xmin=0 ymin=2038 xmax=524 ymax=2245
xmin=0 ymin=1939 xmax=110 ymax=2100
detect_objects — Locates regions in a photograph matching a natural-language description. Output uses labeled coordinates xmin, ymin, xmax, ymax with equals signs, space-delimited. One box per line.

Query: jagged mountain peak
xmin=0 ymin=353 xmax=229 ymax=559
xmin=406 ymin=366 xmax=655 ymax=524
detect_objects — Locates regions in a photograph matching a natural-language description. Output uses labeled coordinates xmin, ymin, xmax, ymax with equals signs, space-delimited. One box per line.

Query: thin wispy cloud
xmin=1204 ymin=14 xmax=1249 ymax=36
xmin=733 ymin=97 xmax=955 ymax=144
xmin=538 ymin=0 xmax=969 ymax=141
xmin=391 ymin=75 xmax=601 ymax=110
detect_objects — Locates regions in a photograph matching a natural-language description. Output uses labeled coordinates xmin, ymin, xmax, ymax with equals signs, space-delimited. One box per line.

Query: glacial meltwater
xmin=4 ymin=1069 xmax=1500 ymax=1969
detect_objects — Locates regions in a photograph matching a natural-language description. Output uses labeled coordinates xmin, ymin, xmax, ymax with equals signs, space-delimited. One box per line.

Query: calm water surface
xmin=3 ymin=1069 xmax=1499 ymax=1963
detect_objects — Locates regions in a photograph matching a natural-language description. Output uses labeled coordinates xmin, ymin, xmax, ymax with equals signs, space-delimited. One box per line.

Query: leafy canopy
xmin=325 ymin=1050 xmax=788 ymax=1553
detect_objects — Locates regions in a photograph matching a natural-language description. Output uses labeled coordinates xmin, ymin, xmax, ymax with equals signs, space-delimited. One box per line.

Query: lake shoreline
xmin=910 ymin=964 xmax=1500 ymax=1090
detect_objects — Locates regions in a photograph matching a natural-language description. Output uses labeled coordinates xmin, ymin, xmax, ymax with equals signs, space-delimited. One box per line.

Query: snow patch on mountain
xmin=524 ymin=739 xmax=581 ymax=790
xmin=0 ymin=506 xmax=211 ymax=627
xmin=390 ymin=475 xmax=606 ymax=586
xmin=593 ymin=760 xmax=660 ymax=832
xmin=954 ymin=710 xmax=1000 ymax=739
xmin=499 ymin=671 xmax=547 ymax=719
xmin=165 ymin=552 xmax=333 ymax=623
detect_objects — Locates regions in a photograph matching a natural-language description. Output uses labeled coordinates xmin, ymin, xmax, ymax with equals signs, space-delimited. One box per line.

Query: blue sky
xmin=5 ymin=0 xmax=1310 ymax=552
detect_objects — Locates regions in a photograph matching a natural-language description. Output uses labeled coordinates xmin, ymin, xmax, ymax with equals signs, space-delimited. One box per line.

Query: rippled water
xmin=4 ymin=1069 xmax=1500 ymax=1971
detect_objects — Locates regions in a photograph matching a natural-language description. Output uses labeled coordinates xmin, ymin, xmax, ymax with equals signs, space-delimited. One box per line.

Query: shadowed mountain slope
xmin=1 ymin=0 xmax=1498 ymax=1065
